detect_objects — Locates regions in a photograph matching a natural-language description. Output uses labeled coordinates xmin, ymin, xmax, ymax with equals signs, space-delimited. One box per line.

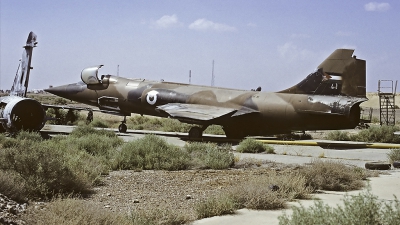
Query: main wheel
xmin=118 ymin=123 xmax=127 ymax=133
xmin=188 ymin=127 xmax=203 ymax=139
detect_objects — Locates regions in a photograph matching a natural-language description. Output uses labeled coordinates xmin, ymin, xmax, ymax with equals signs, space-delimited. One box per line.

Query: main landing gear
xmin=118 ymin=116 xmax=127 ymax=133
xmin=188 ymin=126 xmax=207 ymax=139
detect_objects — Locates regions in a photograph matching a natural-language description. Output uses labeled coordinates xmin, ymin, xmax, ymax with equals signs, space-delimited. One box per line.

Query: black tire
xmin=365 ymin=162 xmax=391 ymax=170
xmin=393 ymin=161 xmax=400 ymax=168
xmin=188 ymin=127 xmax=203 ymax=139
xmin=118 ymin=123 xmax=127 ymax=133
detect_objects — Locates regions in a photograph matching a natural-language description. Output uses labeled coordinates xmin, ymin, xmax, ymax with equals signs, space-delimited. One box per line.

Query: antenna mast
xmin=189 ymin=70 xmax=191 ymax=84
xmin=117 ymin=65 xmax=119 ymax=76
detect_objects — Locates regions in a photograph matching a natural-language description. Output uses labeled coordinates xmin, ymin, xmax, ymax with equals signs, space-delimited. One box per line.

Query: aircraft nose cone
xmin=45 ymin=85 xmax=66 ymax=95
xmin=45 ymin=83 xmax=85 ymax=98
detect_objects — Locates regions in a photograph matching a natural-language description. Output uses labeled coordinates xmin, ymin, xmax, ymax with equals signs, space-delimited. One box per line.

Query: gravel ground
xmin=87 ymin=162 xmax=292 ymax=221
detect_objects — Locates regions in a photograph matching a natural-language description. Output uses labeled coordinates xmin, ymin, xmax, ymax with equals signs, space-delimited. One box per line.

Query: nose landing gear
xmin=118 ymin=116 xmax=127 ymax=133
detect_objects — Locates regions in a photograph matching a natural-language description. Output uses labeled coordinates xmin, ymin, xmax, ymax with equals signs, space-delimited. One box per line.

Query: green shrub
xmin=350 ymin=125 xmax=400 ymax=143
xmin=298 ymin=160 xmax=370 ymax=191
xmin=184 ymin=142 xmax=234 ymax=169
xmin=71 ymin=134 xmax=123 ymax=158
xmin=70 ymin=124 xmax=117 ymax=138
xmin=279 ymin=191 xmax=400 ymax=225
xmin=161 ymin=118 xmax=192 ymax=132
xmin=203 ymin=125 xmax=225 ymax=135
xmin=53 ymin=97 xmax=68 ymax=105
xmin=112 ymin=135 xmax=191 ymax=171
xmin=325 ymin=130 xmax=351 ymax=141
xmin=0 ymin=134 xmax=110 ymax=199
xmin=15 ymin=130 xmax=43 ymax=142
xmin=23 ymin=198 xmax=128 ymax=225
xmin=236 ymin=138 xmax=274 ymax=153
xmin=0 ymin=170 xmax=27 ymax=202
xmin=46 ymin=108 xmax=82 ymax=125
xmin=90 ymin=119 xmax=109 ymax=128
xmin=388 ymin=149 xmax=400 ymax=163
xmin=0 ymin=142 xmax=90 ymax=198
xmin=203 ymin=144 xmax=235 ymax=170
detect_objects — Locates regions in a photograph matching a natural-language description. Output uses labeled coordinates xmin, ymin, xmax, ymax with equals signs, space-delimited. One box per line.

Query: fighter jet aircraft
xmin=0 ymin=32 xmax=47 ymax=132
xmin=46 ymin=49 xmax=367 ymax=139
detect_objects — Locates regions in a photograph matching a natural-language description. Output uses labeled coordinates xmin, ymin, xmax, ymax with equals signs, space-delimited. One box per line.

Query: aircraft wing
xmin=157 ymin=103 xmax=235 ymax=121
xmin=157 ymin=103 xmax=258 ymax=122
xmin=41 ymin=104 xmax=129 ymax=116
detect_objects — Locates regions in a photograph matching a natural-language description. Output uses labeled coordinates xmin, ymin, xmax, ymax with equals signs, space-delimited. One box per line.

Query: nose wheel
xmin=118 ymin=116 xmax=127 ymax=133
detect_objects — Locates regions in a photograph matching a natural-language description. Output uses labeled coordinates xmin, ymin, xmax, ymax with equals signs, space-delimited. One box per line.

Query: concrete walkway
xmin=193 ymin=170 xmax=400 ymax=225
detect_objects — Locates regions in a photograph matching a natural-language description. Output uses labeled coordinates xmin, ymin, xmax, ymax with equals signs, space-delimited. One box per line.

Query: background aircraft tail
xmin=10 ymin=31 xmax=37 ymax=97
xmin=279 ymin=49 xmax=366 ymax=98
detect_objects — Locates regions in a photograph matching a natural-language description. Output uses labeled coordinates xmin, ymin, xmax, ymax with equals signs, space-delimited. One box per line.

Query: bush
xmin=46 ymin=108 xmax=81 ymax=125
xmin=0 ymin=170 xmax=27 ymax=202
xmin=350 ymin=125 xmax=400 ymax=143
xmin=195 ymin=193 xmax=237 ymax=219
xmin=195 ymin=170 xmax=312 ymax=219
xmin=279 ymin=191 xmax=400 ymax=225
xmin=112 ymin=135 xmax=191 ymax=171
xmin=202 ymin=144 xmax=235 ymax=170
xmin=0 ymin=141 xmax=91 ymax=198
xmin=231 ymin=171 xmax=311 ymax=210
xmin=128 ymin=206 xmax=190 ymax=225
xmin=0 ymin=131 xmax=112 ymax=199
xmin=325 ymin=130 xmax=351 ymax=141
xmin=298 ymin=160 xmax=371 ymax=191
xmin=70 ymin=134 xmax=123 ymax=158
xmin=23 ymin=198 xmax=128 ymax=225
xmin=236 ymin=138 xmax=274 ymax=154
xmin=203 ymin=125 xmax=225 ymax=135
xmin=388 ymin=149 xmax=400 ymax=163
xmin=70 ymin=124 xmax=117 ymax=138
xmin=184 ymin=142 xmax=234 ymax=169
xmin=161 ymin=118 xmax=192 ymax=133
xmin=90 ymin=119 xmax=109 ymax=128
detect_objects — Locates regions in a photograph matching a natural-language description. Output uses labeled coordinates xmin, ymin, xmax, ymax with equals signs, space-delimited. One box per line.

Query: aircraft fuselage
xmin=47 ymin=74 xmax=365 ymax=136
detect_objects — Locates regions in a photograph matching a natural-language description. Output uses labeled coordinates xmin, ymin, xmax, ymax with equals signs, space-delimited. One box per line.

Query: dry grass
xmin=23 ymin=198 xmax=129 ymax=225
xmin=195 ymin=170 xmax=312 ymax=219
xmin=298 ymin=159 xmax=376 ymax=191
xmin=279 ymin=191 xmax=400 ymax=225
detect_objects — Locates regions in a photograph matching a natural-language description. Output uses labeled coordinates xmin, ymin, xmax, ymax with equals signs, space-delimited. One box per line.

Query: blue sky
xmin=1 ymin=0 xmax=399 ymax=92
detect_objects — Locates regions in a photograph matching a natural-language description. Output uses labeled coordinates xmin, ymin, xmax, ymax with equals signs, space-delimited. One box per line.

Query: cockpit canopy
xmin=81 ymin=65 xmax=104 ymax=85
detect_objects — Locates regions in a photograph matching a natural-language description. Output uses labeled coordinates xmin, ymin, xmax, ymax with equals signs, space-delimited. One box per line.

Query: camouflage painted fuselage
xmin=46 ymin=49 xmax=367 ymax=137
xmin=48 ymin=75 xmax=365 ymax=136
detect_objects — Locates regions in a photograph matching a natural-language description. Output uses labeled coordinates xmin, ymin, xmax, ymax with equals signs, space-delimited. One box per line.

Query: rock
xmin=186 ymin=195 xmax=192 ymax=200
xmin=133 ymin=199 xmax=140 ymax=203
xmin=269 ymin=184 xmax=280 ymax=191
xmin=0 ymin=192 xmax=28 ymax=225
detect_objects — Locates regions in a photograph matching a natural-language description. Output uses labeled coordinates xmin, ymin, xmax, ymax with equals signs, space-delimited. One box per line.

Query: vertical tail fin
xmin=10 ymin=31 xmax=37 ymax=97
xmin=279 ymin=49 xmax=366 ymax=97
